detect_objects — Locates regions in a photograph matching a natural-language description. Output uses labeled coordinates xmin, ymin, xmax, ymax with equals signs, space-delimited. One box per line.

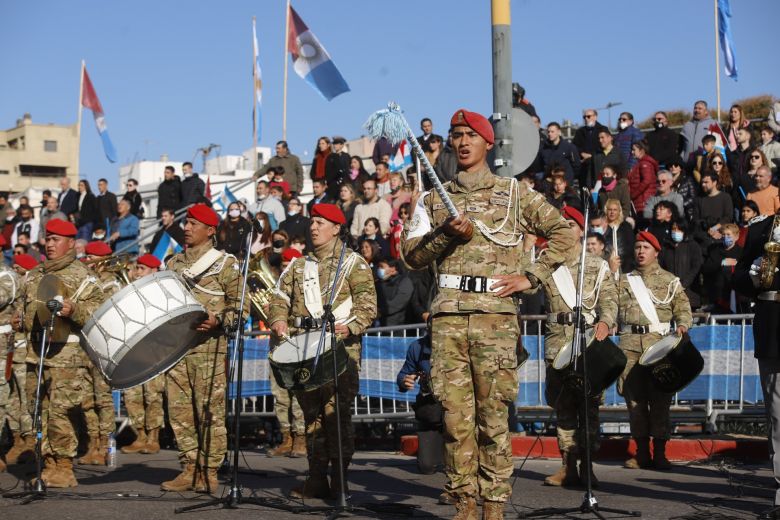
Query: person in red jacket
xmin=627 ymin=141 xmax=659 ymax=226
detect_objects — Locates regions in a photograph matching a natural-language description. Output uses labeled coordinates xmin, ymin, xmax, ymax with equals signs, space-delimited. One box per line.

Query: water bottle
xmin=107 ymin=433 xmax=117 ymax=468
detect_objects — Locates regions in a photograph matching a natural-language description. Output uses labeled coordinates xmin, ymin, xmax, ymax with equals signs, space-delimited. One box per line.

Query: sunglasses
xmin=712 ymin=161 xmax=723 ymax=165
xmin=619 ymin=118 xmax=630 ymax=122
xmin=583 ymin=114 xmax=595 ymax=119
xmin=751 ymin=155 xmax=761 ymax=160
xmin=654 ymin=118 xmax=665 ymax=122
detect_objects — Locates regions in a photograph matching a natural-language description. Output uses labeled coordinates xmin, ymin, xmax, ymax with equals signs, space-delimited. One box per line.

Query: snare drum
xmin=552 ymin=329 xmax=626 ymax=395
xmin=269 ymin=330 xmax=348 ymax=392
xmin=639 ymin=333 xmax=704 ymax=393
xmin=81 ymin=271 xmax=208 ymax=389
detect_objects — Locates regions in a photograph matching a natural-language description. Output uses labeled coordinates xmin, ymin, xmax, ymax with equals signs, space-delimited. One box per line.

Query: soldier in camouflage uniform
xmin=11 ymin=219 xmax=104 ymax=488
xmin=0 ymin=250 xmax=19 ymax=472
xmin=161 ymin=204 xmax=245 ymax=494
xmin=617 ymin=231 xmax=692 ymax=470
xmin=121 ymin=254 xmax=165 ymax=455
xmin=78 ymin=240 xmax=122 ymax=465
xmin=402 ymin=109 xmax=574 ymax=520
xmin=3 ymin=254 xmax=37 ymax=467
xmin=268 ymin=204 xmax=376 ymax=500
xmin=536 ymin=206 xmax=618 ymax=488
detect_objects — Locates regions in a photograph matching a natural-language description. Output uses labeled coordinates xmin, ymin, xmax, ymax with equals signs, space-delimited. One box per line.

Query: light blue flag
xmin=152 ymin=231 xmax=183 ymax=264
xmin=214 ymin=185 xmax=238 ymax=213
xmin=718 ymin=0 xmax=738 ymax=81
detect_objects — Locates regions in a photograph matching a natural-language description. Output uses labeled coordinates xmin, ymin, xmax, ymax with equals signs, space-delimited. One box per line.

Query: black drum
xmin=269 ymin=330 xmax=348 ymax=392
xmin=553 ymin=330 xmax=627 ymax=395
xmin=639 ymin=333 xmax=703 ymax=393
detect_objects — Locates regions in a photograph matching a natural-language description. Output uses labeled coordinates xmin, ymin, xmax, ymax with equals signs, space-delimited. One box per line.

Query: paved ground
xmin=0 ymin=448 xmax=776 ymax=519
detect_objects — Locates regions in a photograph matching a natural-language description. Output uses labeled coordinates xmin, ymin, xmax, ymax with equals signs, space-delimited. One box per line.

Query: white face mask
xmin=619 ymin=121 xmax=629 ymax=130
xmin=256 ymin=220 xmax=264 ymax=230
xmin=228 ymin=209 xmax=240 ymax=218
xmin=585 ymin=120 xmax=596 ymax=128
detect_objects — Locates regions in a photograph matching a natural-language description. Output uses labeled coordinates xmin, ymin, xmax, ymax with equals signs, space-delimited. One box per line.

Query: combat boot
xmin=289 ymin=470 xmax=331 ymax=499
xmin=652 ymin=438 xmax=672 ymax=470
xmin=267 ymin=431 xmax=293 ymax=457
xmin=79 ymin=436 xmax=105 ymax=465
xmin=5 ymin=433 xmax=29 ymax=464
xmin=141 ymin=428 xmax=160 ymax=454
xmin=482 ymin=500 xmax=504 ymax=520
xmin=161 ymin=463 xmax=196 ymax=492
xmin=45 ymin=457 xmax=78 ymax=488
xmin=15 ymin=435 xmax=37 ymax=464
xmin=543 ymin=451 xmax=579 ymax=487
xmin=193 ymin=467 xmax=220 ymax=494
xmin=453 ymin=496 xmax=478 ymax=520
xmin=624 ymin=437 xmax=652 ymax=469
xmin=121 ymin=428 xmax=148 ymax=454
xmin=290 ymin=433 xmax=307 ymax=458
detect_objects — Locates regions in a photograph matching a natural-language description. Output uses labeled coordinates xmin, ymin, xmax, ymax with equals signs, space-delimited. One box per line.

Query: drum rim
xmin=552 ymin=328 xmax=596 ymax=370
xmin=639 ymin=334 xmax=683 ymax=366
xmin=270 ymin=330 xmax=336 ymax=366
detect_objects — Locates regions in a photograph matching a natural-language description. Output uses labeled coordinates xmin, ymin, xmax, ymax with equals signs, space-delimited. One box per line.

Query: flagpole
xmin=714 ymin=0 xmax=721 ymax=123
xmin=252 ymin=16 xmax=258 ymax=171
xmin=282 ymin=0 xmax=290 ymax=141
xmin=76 ymin=59 xmax=85 ymax=179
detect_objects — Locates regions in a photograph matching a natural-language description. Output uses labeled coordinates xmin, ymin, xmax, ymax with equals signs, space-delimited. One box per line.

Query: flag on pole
xmin=389 ymin=140 xmax=412 ymax=172
xmin=253 ymin=18 xmax=263 ymax=142
xmin=213 ymin=185 xmax=238 ymax=213
xmin=718 ymin=0 xmax=738 ymax=81
xmin=205 ymin=175 xmax=212 ymax=201
xmin=707 ymin=122 xmax=729 ymax=156
xmin=152 ymin=231 xmax=183 ymax=264
xmin=81 ymin=67 xmax=118 ymax=163
xmin=287 ymin=5 xmax=350 ymax=101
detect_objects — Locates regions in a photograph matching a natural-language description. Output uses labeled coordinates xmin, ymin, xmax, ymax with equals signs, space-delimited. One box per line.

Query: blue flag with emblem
xmin=152 ymin=231 xmax=183 ymax=264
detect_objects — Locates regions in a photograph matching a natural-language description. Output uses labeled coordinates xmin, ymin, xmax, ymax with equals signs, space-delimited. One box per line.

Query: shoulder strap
xmin=182 ymin=247 xmax=223 ymax=280
xmin=626 ymin=273 xmax=661 ymax=326
xmin=551 ymin=265 xmax=577 ymax=311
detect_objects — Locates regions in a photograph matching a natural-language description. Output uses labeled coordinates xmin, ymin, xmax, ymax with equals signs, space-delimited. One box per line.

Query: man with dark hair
xmin=123 ymin=178 xmax=144 ymax=218
xmin=181 ymin=162 xmax=206 ymax=206
xmin=691 ymin=134 xmax=719 ymax=182
xmin=254 ymin=141 xmax=305 ymax=195
xmin=541 ymin=122 xmax=580 ymax=185
xmin=374 ymin=161 xmax=392 ymax=198
xmin=573 ymin=109 xmax=608 ymax=187
xmin=614 ymin=112 xmax=644 ymax=168
xmin=729 ymin=127 xmax=757 ymax=187
xmin=158 ymin=165 xmax=182 ymax=217
xmin=149 ymin=207 xmax=185 ymax=254
xmin=511 ymin=82 xmax=538 ymax=118
xmin=11 ymin=205 xmax=38 ymax=247
xmin=417 ymin=118 xmax=443 ymax=153
xmin=591 ymin=129 xmax=626 ymax=188
xmin=279 ymin=197 xmax=312 ymax=252
xmin=645 ymin=111 xmax=682 ymax=168
xmin=693 ymin=172 xmax=734 ymax=250
xmin=96 ymin=178 xmax=118 ymax=230
xmin=325 ymin=136 xmax=351 ymax=198
xmin=306 ymin=179 xmax=334 ymax=217
xmin=586 ymin=231 xmax=606 ymax=258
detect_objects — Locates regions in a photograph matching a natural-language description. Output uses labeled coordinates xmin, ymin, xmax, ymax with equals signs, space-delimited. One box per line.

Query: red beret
xmin=13 ymin=254 xmax=39 ymax=271
xmin=562 ymin=206 xmax=584 ymax=230
xmin=45 ymin=218 xmax=77 ymax=237
xmin=310 ymin=203 xmax=346 ymax=225
xmin=85 ymin=241 xmax=113 ymax=257
xmin=281 ymin=248 xmax=303 ymax=262
xmin=450 ymin=108 xmax=495 ymax=145
xmin=137 ymin=254 xmax=161 ymax=269
xmin=636 ymin=231 xmax=661 ymax=252
xmin=187 ymin=203 xmax=219 ymax=227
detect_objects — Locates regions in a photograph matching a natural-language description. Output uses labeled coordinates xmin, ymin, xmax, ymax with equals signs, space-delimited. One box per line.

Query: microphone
xmin=47 ymin=295 xmax=63 ymax=313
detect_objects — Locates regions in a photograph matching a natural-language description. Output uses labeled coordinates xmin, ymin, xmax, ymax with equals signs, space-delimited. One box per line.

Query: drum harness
xmin=621 ymin=273 xmax=680 ymax=335
xmin=547 ymin=257 xmax=610 ymax=327
xmin=181 ymin=247 xmax=230 ymax=296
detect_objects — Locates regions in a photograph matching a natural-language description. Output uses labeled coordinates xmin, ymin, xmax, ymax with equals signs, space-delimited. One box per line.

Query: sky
xmin=1 ymin=0 xmax=778 ymax=190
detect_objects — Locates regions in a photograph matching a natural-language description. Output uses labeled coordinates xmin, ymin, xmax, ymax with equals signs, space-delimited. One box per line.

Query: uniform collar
xmin=312 ymin=238 xmax=342 ymax=262
xmin=185 ymin=240 xmax=214 ymax=262
xmin=449 ymin=167 xmax=495 ymax=193
xmin=636 ymin=261 xmax=661 ymax=276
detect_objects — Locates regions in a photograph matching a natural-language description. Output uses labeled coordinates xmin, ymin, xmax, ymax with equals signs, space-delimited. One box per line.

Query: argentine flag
xmin=213 ymin=185 xmax=238 ymax=213
xmin=287 ymin=5 xmax=350 ymax=101
xmin=81 ymin=66 xmax=118 ymax=163
xmin=718 ymin=0 xmax=738 ymax=81
xmin=389 ymin=140 xmax=412 ymax=172
xmin=153 ymin=231 xmax=183 ymax=264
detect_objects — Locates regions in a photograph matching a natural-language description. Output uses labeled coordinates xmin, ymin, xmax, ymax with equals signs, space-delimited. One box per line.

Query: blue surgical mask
xmin=376 ymin=268 xmax=386 ymax=280
xmin=590 ymin=226 xmax=604 ymax=235
xmin=671 ymin=231 xmax=684 ymax=243
xmin=723 ymin=236 xmax=735 ymax=248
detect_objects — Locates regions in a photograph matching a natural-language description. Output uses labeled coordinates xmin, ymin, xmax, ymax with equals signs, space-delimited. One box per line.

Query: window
xmin=0 ymin=170 xmax=8 ymax=175
xmin=44 ymin=140 xmax=57 ymax=152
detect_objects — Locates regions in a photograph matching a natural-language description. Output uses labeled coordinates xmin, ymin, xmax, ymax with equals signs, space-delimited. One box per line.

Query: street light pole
xmin=491 ymin=0 xmax=512 ymax=178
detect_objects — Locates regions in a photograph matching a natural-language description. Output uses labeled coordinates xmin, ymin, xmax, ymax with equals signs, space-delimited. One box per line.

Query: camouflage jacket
xmin=401 ymin=168 xmax=574 ymax=315
xmin=16 ymin=250 xmax=103 ymax=367
xmin=94 ymin=268 xmax=124 ymax=299
xmin=268 ymin=238 xmax=377 ymax=347
xmin=539 ymin=247 xmax=618 ymax=359
xmin=0 ymin=264 xmax=18 ymax=352
xmin=617 ymin=261 xmax=693 ymax=353
xmin=167 ymin=241 xmax=245 ymax=354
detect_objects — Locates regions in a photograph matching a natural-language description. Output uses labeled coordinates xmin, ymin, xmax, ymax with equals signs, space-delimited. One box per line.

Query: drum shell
xmin=645 ymin=335 xmax=704 ymax=393
xmin=556 ymin=336 xmax=626 ymax=396
xmin=270 ymin=339 xmax=348 ymax=392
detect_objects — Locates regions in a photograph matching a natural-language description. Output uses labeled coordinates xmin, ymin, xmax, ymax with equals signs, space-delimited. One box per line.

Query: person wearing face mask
xmin=375 ymin=258 xmax=414 ymax=327
xmin=573 ymin=109 xmax=608 ymax=188
xmin=596 ymin=165 xmax=631 ymax=218
xmin=614 ymin=112 xmax=644 ymax=169
xmin=250 ymin=212 xmax=273 ymax=256
xmin=216 ymin=202 xmax=252 ymax=256
xmin=271 ymin=230 xmax=289 ymax=254
xmin=658 ymin=218 xmax=704 ymax=309
xmin=591 ymin=130 xmax=627 ymax=193
xmin=701 ymin=223 xmax=742 ymax=313
xmin=278 ymin=197 xmax=313 ymax=253
xmin=645 ymin=111 xmax=682 ymax=169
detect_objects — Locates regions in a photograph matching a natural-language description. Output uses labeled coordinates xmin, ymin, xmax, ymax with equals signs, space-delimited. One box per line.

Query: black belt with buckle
xmin=548 ymin=312 xmax=575 ymax=325
xmin=630 ymin=325 xmax=651 ymax=334
xmin=459 ymin=275 xmax=489 ymax=293
xmin=293 ymin=316 xmax=324 ymax=329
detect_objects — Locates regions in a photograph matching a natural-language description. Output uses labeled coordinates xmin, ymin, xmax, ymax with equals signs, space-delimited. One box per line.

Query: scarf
xmin=602 ymin=178 xmax=617 ymax=192
xmin=314 ymin=150 xmax=330 ymax=180
xmin=42 ymin=250 xmax=77 ymax=273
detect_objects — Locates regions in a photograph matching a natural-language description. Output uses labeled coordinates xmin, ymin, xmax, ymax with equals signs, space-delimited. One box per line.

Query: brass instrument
xmin=760 ymin=214 xmax=780 ymax=289
xmin=247 ymin=256 xmax=278 ymax=324
xmin=86 ymin=253 xmax=132 ymax=285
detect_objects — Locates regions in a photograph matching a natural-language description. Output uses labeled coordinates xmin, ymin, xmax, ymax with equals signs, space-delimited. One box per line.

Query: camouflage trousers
xmin=6 ymin=362 xmax=33 ymax=436
xmin=430 ymin=313 xmax=519 ymax=503
xmin=618 ymin=351 xmax=673 ymax=440
xmin=41 ymin=366 xmax=91 ymax=458
xmin=124 ymin=374 xmax=165 ymax=431
xmin=295 ymin=343 xmax=360 ymax=475
xmin=166 ymin=351 xmax=227 ymax=469
xmin=82 ymin=363 xmax=116 ymax=438
xmin=544 ymin=362 xmax=600 ymax=455
xmin=271 ymin=372 xmax=304 ymax=434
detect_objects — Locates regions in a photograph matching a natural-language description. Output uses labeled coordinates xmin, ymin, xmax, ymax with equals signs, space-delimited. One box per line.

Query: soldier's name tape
xmin=438 ymin=274 xmax=501 ymax=294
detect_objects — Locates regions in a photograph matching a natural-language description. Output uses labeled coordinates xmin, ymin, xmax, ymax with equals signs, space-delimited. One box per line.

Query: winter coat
xmin=157 ymin=177 xmax=182 ymax=216
xmin=658 ymin=237 xmax=703 ymax=309
xmin=627 ymin=154 xmax=659 ymax=215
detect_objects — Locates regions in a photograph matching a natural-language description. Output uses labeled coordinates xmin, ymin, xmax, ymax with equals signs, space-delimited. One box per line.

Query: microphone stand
xmin=519 ymin=194 xmax=640 ymax=519
xmin=5 ymin=299 xmax=62 ymax=504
